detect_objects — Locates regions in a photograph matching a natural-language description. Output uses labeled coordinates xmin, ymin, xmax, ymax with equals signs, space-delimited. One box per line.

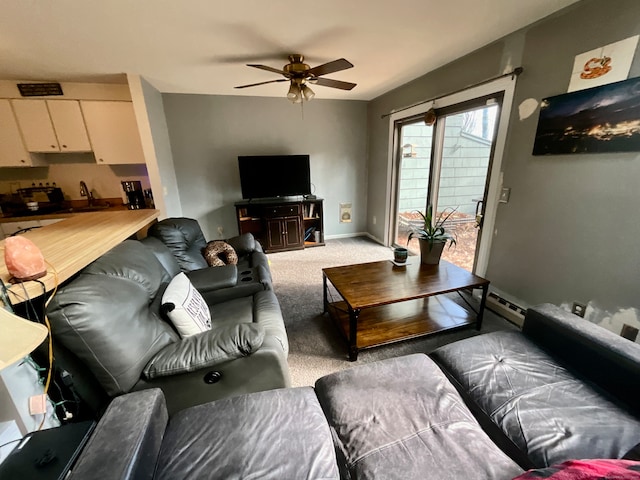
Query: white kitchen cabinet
xmin=0 ymin=100 xmax=31 ymax=167
xmin=12 ymin=99 xmax=91 ymax=153
xmin=81 ymin=100 xmax=145 ymax=164
xmin=47 ymin=100 xmax=92 ymax=151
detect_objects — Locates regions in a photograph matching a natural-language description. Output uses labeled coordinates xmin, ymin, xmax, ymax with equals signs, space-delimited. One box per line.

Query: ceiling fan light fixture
xmin=301 ymin=84 xmax=315 ymax=101
xmin=287 ymin=82 xmax=300 ymax=102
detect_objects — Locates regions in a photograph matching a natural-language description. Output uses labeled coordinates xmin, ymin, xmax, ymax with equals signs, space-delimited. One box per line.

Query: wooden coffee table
xmin=322 ymin=259 xmax=489 ymax=361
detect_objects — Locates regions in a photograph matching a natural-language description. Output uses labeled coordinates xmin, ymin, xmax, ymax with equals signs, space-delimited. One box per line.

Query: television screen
xmin=238 ymin=155 xmax=311 ymax=199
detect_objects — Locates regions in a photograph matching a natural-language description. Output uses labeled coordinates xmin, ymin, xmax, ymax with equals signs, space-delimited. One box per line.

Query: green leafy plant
xmin=407 ymin=205 xmax=457 ymax=251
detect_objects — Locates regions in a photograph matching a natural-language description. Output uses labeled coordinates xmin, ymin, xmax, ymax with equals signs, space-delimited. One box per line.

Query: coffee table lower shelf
xmin=326 ymin=295 xmax=478 ymax=359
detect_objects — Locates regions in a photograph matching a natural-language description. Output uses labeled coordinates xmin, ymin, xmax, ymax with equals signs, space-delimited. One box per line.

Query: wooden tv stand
xmin=235 ymin=197 xmax=324 ymax=253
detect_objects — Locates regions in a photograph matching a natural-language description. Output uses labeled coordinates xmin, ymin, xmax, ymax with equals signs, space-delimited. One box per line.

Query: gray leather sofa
xmin=431 ymin=303 xmax=640 ymax=469
xmin=147 ymin=217 xmax=273 ymax=303
xmin=47 ymin=238 xmax=290 ymax=415
xmin=62 ymin=303 xmax=640 ymax=480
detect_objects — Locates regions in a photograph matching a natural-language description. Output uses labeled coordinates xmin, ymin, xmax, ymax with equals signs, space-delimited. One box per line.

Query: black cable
xmin=19 ymin=282 xmax=40 ymax=322
xmin=33 ymin=279 xmax=48 ymax=323
xmin=0 ymin=279 xmax=15 ymax=313
xmin=0 ymin=438 xmax=22 ymax=451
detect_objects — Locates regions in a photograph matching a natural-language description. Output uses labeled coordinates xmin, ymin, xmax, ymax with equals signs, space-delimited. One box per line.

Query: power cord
xmin=1 ymin=247 xmax=60 ymax=430
xmin=0 ymin=279 xmax=14 ymax=313
xmin=0 ymin=438 xmax=22 ymax=451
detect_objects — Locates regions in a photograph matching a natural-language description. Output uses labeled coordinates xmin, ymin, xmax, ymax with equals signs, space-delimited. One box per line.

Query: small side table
xmin=0 ymin=420 xmax=95 ymax=479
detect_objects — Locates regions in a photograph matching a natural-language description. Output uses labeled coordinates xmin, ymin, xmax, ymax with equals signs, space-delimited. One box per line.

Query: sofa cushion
xmin=140 ymin=236 xmax=182 ymax=278
xmin=162 ymin=272 xmax=211 ymax=337
xmin=155 ymin=387 xmax=339 ymax=480
xmin=314 ymin=354 xmax=523 ymax=480
xmin=523 ymin=303 xmax=640 ymax=413
xmin=148 ymin=218 xmax=208 ymax=271
xmin=47 ymin=240 xmax=179 ymax=396
xmin=430 ymin=331 xmax=640 ymax=467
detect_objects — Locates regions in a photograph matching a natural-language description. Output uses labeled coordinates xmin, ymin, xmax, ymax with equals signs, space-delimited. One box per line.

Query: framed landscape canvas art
xmin=532 ymin=76 xmax=640 ymax=155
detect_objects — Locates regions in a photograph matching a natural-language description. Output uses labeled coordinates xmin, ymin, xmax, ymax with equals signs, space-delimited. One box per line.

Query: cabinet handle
xmin=99 ymin=158 xmax=104 ymax=162
xmin=20 ymin=159 xmax=25 ymax=163
xmin=51 ymin=144 xmax=56 ymax=149
xmin=62 ymin=144 xmax=67 ymax=148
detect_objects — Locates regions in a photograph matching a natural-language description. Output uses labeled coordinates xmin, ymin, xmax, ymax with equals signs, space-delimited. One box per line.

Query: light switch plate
xmin=499 ymin=187 xmax=511 ymax=203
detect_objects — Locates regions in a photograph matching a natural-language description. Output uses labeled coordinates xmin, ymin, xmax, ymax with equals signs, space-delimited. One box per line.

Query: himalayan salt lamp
xmin=4 ymin=236 xmax=46 ymax=282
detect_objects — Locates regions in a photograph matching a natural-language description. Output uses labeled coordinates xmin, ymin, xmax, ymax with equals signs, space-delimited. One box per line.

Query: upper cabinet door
xmin=12 ymin=99 xmax=91 ymax=153
xmin=80 ymin=101 xmax=145 ymax=164
xmin=47 ymin=100 xmax=91 ymax=152
xmin=0 ymin=99 xmax=31 ymax=166
xmin=12 ymin=99 xmax=60 ymax=152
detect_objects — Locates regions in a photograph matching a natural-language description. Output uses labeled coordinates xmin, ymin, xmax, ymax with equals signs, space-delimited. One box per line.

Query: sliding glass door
xmin=391 ymin=95 xmax=502 ymax=273
xmin=392 ymin=118 xmax=434 ymax=250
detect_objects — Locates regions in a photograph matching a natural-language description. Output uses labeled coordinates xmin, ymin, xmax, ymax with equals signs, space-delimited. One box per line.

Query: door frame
xmin=384 ymin=75 xmax=517 ymax=276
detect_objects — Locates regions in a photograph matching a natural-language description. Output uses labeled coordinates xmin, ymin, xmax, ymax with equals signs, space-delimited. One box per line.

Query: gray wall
xmin=162 ymin=94 xmax=368 ymax=240
xmin=490 ymin=0 xmax=640 ymax=315
xmin=367 ymin=0 xmax=640 ymax=321
xmin=140 ymin=78 xmax=183 ymax=218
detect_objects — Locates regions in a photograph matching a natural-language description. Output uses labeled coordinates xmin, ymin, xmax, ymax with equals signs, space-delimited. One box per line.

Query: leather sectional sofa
xmin=47 ymin=231 xmax=290 ymax=415
xmin=63 ymin=303 xmax=640 ymax=479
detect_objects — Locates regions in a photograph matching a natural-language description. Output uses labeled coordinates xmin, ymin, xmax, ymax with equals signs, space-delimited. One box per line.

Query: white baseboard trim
xmin=323 ymin=232 xmax=388 ymax=246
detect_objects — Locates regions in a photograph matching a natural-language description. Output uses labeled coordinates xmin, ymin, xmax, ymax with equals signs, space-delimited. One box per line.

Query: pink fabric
xmin=514 ymin=459 xmax=640 ymax=479
xmin=4 ymin=236 xmax=46 ymax=281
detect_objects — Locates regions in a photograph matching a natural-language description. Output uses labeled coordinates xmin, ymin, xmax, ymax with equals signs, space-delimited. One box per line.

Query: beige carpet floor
xmin=266 ymin=236 xmax=519 ymax=387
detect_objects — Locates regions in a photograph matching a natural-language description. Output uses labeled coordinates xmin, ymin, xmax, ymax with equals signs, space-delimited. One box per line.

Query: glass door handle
xmin=475 ymin=200 xmax=484 ymax=228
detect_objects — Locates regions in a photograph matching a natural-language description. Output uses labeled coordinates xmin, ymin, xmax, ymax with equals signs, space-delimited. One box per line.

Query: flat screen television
xmin=238 ymin=155 xmax=311 ymax=200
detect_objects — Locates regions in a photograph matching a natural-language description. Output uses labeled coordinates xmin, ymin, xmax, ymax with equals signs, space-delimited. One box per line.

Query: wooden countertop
xmin=1 ymin=209 xmax=159 ymax=305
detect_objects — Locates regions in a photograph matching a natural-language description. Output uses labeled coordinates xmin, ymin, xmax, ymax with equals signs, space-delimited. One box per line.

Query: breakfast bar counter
xmin=1 ymin=209 xmax=159 ymax=306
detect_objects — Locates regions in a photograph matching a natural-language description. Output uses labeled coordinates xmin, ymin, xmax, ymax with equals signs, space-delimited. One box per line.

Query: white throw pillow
xmin=161 ymin=272 xmax=211 ymax=337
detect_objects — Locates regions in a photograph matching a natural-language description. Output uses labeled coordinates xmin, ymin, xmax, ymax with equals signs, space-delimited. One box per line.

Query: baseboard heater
xmin=486 ymin=292 xmax=526 ymax=327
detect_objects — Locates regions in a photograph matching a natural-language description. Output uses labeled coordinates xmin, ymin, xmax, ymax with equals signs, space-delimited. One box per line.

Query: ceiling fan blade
xmin=306 ymin=58 xmax=353 ymax=77
xmin=235 ymin=79 xmax=288 ymax=89
xmin=311 ymin=77 xmax=357 ymax=91
xmin=247 ymin=64 xmax=289 ymax=76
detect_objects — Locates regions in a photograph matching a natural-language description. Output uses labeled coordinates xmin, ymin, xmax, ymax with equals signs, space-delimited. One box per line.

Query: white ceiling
xmin=0 ymin=0 xmax=580 ymax=101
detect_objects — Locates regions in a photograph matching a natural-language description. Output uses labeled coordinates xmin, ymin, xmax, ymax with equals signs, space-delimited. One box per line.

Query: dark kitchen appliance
xmin=17 ymin=186 xmax=64 ymax=204
xmin=121 ymin=181 xmax=146 ymax=209
xmin=0 ymin=186 xmax=66 ymax=217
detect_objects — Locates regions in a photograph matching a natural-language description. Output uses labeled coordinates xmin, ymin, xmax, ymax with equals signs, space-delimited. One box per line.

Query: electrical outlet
xmin=499 ymin=187 xmax=511 ymax=203
xmin=571 ymin=302 xmax=587 ymax=318
xmin=29 ymin=394 xmax=47 ymax=415
xmin=372 ymin=216 xmax=377 ymax=225
xmin=217 ymin=226 xmax=224 ymax=237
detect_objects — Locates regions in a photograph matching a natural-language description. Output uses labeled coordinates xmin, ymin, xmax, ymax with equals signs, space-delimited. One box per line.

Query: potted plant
xmin=407 ymin=205 xmax=457 ymax=265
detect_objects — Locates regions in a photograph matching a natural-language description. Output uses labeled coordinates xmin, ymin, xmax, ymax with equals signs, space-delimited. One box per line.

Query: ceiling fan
xmin=235 ymin=54 xmax=356 ymax=103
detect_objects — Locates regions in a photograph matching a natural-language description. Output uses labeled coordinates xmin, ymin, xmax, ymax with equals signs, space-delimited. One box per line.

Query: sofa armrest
xmin=186 ymin=264 xmax=238 ymax=292
xmin=143 ymin=324 xmax=265 ymax=379
xmin=253 ymin=290 xmax=289 ymax=356
xmin=68 ymin=389 xmax=167 ymax=480
xmin=226 ymin=233 xmax=256 ymax=255
xmin=523 ymin=303 xmax=640 ymax=413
